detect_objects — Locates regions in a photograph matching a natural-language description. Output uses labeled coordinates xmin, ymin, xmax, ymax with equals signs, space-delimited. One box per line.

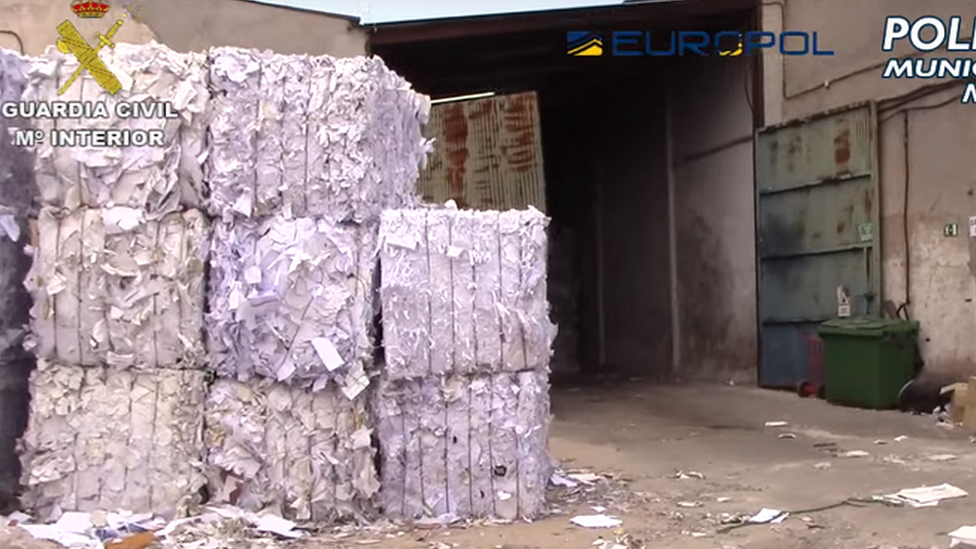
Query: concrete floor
xmin=337 ymin=382 xmax=976 ymax=549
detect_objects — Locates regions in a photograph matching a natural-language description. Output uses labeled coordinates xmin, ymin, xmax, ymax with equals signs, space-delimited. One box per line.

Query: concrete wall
xmin=766 ymin=0 xmax=976 ymax=378
xmin=0 ymin=0 xmax=366 ymax=56
xmin=669 ymin=55 xmax=758 ymax=383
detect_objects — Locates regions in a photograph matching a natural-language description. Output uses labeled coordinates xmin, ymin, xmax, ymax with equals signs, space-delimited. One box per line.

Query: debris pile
xmin=375 ymin=207 xmax=556 ymax=520
xmin=18 ymin=42 xmax=211 ymax=520
xmin=202 ymin=47 xmax=430 ymax=521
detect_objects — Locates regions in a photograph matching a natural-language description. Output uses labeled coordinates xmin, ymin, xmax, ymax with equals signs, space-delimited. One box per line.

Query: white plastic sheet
xmin=21 ymin=42 xmax=209 ymax=214
xmin=374 ymin=370 xmax=550 ymax=520
xmin=206 ymin=48 xmax=430 ymax=223
xmin=25 ymin=207 xmax=209 ymax=369
xmin=20 ymin=360 xmax=207 ymax=520
xmin=207 ymin=215 xmax=377 ymax=389
xmin=379 ymin=207 xmax=555 ymax=379
xmin=204 ymin=379 xmax=379 ymax=522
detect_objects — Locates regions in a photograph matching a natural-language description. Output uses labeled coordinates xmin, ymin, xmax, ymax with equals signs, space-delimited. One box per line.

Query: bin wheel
xmin=797 ymin=380 xmax=813 ymax=397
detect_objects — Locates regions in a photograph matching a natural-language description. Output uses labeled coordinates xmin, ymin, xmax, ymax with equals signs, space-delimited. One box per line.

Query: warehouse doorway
xmin=370 ymin=0 xmax=759 ymax=383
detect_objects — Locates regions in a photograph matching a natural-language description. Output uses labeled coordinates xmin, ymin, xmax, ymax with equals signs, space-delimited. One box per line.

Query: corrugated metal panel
xmin=419 ymin=91 xmax=546 ymax=212
xmin=756 ymin=107 xmax=873 ymax=193
xmin=755 ymin=103 xmax=880 ymax=388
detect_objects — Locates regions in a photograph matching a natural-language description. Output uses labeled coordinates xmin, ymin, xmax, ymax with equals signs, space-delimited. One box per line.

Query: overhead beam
xmin=368 ymin=0 xmax=756 ymax=46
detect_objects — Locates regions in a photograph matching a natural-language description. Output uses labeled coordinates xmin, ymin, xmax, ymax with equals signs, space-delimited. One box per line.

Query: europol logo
xmin=719 ymin=34 xmax=744 ymax=56
xmin=567 ymin=31 xmax=603 ymax=56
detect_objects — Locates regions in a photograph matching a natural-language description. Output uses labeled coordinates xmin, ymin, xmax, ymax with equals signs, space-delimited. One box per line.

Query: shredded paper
xmin=379 ymin=207 xmax=555 ymax=380
xmin=206 ymin=48 xmax=430 ymax=222
xmin=22 ymin=42 xmax=209 ymax=214
xmin=374 ymin=370 xmax=550 ymax=520
xmin=26 ymin=207 xmax=209 ymax=369
xmin=204 ymin=379 xmax=379 ymax=522
xmin=207 ymin=215 xmax=377 ymax=389
xmin=20 ymin=360 xmax=207 ymax=520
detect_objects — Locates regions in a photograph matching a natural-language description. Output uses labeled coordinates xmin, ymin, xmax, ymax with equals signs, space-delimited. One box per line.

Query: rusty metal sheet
xmin=418 ymin=91 xmax=546 ymax=212
xmin=755 ymin=103 xmax=880 ymax=389
xmin=756 ymin=106 xmax=873 ymax=194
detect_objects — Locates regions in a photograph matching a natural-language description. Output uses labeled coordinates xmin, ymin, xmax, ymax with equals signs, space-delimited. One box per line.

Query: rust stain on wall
xmin=834 ymin=128 xmax=851 ymax=172
xmin=442 ymin=104 xmax=469 ymax=197
xmin=417 ymin=91 xmax=546 ymax=212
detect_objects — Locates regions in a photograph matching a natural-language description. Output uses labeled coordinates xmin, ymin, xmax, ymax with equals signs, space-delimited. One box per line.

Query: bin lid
xmin=818 ymin=317 xmax=919 ymax=337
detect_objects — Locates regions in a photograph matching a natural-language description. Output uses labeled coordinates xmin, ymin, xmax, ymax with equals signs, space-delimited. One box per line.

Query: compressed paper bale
xmin=206 ymin=47 xmax=261 ymax=218
xmin=419 ymin=379 xmax=449 ymax=515
xmin=468 ymin=375 xmax=494 ymax=516
xmin=280 ymin=55 xmax=312 ymax=215
xmin=372 ymin=378 xmax=407 ymax=516
xmin=490 ymin=373 xmax=519 ymax=519
xmin=518 ymin=208 xmax=555 ymax=369
xmin=378 ymin=210 xmax=430 ymax=380
xmin=515 ymin=370 xmax=550 ymax=516
xmin=207 ymin=215 xmax=376 ymax=388
xmin=206 ymin=50 xmax=429 ymax=223
xmin=375 ymin=372 xmax=550 ymax=519
xmin=25 ymin=207 xmax=208 ymax=369
xmin=498 ymin=213 xmax=526 ymax=373
xmin=204 ymin=379 xmax=379 ymax=522
xmin=21 ymin=44 xmax=208 ymax=213
xmin=427 ymin=210 xmax=454 ymax=377
xmin=472 ymin=212 xmax=503 ymax=373
xmin=255 ymin=52 xmax=286 ymax=212
xmin=20 ymin=360 xmax=206 ymax=519
xmin=306 ymin=56 xmax=429 ymax=223
xmin=443 ymin=375 xmax=472 ymax=517
xmin=449 ymin=211 xmax=476 ymax=373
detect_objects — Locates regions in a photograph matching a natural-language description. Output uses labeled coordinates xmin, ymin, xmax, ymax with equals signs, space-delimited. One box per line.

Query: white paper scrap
xmin=550 ymin=473 xmax=578 ymax=488
xmin=949 ymin=525 xmax=976 ymax=547
xmin=884 ymin=483 xmax=968 ymax=507
xmin=748 ymin=508 xmax=788 ymax=524
xmin=570 ymin=515 xmax=622 ymax=528
xmin=19 ymin=524 xmax=101 ymax=548
xmin=764 ymin=421 xmax=789 ymax=427
xmin=255 ymin=513 xmax=303 ymax=538
xmin=311 ymin=337 xmax=345 ymax=371
xmin=567 ymin=472 xmax=603 ymax=485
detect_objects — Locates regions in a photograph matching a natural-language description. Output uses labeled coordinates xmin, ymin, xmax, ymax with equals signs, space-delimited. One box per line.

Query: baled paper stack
xmin=22 ymin=42 xmax=209 ymax=214
xmin=376 ymin=206 xmax=555 ymax=520
xmin=18 ymin=43 xmax=211 ymax=518
xmin=206 ymin=49 xmax=429 ymax=223
xmin=203 ymin=47 xmax=430 ymax=521
xmin=20 ymin=360 xmax=206 ymax=521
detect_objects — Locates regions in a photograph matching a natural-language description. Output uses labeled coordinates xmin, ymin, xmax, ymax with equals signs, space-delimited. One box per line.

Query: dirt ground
xmin=5 ymin=381 xmax=976 ymax=549
xmin=308 ymin=381 xmax=976 ymax=549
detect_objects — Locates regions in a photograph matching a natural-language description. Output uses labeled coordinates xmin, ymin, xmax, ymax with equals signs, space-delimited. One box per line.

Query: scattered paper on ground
xmin=883 ymin=483 xmax=968 ymax=507
xmin=676 ymin=471 xmax=704 ymax=480
xmin=764 ymin=421 xmax=788 ymax=427
xmin=928 ymin=454 xmax=959 ymax=461
xmin=568 ymin=472 xmax=604 ymax=485
xmin=571 ymin=515 xmax=623 ymax=528
xmin=840 ymin=450 xmax=869 ymax=458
